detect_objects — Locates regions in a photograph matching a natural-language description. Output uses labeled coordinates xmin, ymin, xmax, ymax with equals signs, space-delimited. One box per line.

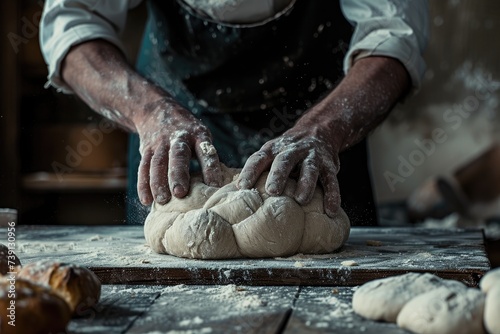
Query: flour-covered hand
xmin=136 ymin=101 xmax=222 ymax=206
xmin=237 ymin=125 xmax=341 ymax=217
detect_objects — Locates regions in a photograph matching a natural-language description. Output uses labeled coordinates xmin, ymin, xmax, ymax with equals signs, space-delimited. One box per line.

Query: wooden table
xmin=2 ymin=226 xmax=490 ymax=333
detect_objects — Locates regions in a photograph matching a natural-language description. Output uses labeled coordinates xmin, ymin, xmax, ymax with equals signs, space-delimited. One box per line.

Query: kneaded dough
xmin=481 ymin=268 xmax=500 ymax=334
xmin=352 ymin=272 xmax=465 ymax=322
xmin=144 ymin=165 xmax=350 ymax=259
xmin=396 ymin=286 xmax=486 ymax=334
xmin=484 ymin=285 xmax=500 ymax=334
xmin=480 ymin=267 xmax=500 ymax=293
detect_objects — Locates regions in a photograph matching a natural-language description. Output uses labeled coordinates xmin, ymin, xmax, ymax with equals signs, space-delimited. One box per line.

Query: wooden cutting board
xmin=3 ymin=225 xmax=489 ymax=286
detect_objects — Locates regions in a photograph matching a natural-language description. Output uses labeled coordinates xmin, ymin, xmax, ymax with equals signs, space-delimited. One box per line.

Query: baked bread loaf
xmin=0 ymin=277 xmax=71 ymax=334
xmin=17 ymin=260 xmax=101 ymax=313
xmin=0 ymin=244 xmax=21 ymax=275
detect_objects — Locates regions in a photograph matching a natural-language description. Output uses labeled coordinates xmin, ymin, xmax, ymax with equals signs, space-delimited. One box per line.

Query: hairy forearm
xmin=60 ymin=39 xmax=174 ymax=132
xmin=299 ymin=56 xmax=411 ymax=152
xmin=61 ymin=39 xmax=223 ymax=203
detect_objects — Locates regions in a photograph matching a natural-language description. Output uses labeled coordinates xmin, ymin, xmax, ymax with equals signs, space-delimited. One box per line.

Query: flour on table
xmin=341 ymin=260 xmax=358 ymax=267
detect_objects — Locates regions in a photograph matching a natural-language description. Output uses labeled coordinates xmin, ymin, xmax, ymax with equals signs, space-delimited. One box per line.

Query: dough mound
xmin=144 ymin=165 xmax=350 ymax=259
xmin=352 ymin=272 xmax=465 ymax=322
xmin=479 ymin=267 xmax=500 ymax=293
xmin=480 ymin=268 xmax=500 ymax=334
xmin=397 ymin=286 xmax=486 ymax=334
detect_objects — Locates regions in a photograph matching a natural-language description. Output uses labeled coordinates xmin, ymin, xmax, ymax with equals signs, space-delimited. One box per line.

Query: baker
xmin=40 ymin=0 xmax=428 ymax=225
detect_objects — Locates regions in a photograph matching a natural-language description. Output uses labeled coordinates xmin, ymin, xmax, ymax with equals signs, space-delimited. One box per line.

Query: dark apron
xmin=127 ymin=0 xmax=378 ymax=226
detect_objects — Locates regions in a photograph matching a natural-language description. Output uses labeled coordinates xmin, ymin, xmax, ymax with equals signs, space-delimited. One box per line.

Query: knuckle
xmin=170 ymin=141 xmax=191 ymax=158
xmin=193 ymin=124 xmax=210 ymax=135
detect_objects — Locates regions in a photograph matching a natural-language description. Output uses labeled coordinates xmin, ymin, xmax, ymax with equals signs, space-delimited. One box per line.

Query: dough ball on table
xmin=17 ymin=261 xmax=101 ymax=314
xmin=0 ymin=244 xmax=21 ymax=275
xmin=352 ymin=272 xmax=465 ymax=322
xmin=397 ymin=286 xmax=486 ymax=334
xmin=480 ymin=267 xmax=500 ymax=293
xmin=480 ymin=268 xmax=500 ymax=334
xmin=484 ymin=285 xmax=500 ymax=334
xmin=144 ymin=165 xmax=351 ymax=259
xmin=0 ymin=277 xmax=71 ymax=334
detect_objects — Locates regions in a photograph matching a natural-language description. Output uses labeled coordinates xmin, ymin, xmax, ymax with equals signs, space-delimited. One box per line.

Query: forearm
xmin=60 ymin=39 xmax=174 ymax=132
xmin=298 ymin=56 xmax=411 ymax=152
xmin=62 ymin=39 xmax=222 ymax=203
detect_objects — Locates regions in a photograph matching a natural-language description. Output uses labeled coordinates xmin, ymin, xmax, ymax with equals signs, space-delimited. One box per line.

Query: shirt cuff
xmin=343 ymin=30 xmax=426 ymax=91
xmin=43 ymin=25 xmax=125 ymax=94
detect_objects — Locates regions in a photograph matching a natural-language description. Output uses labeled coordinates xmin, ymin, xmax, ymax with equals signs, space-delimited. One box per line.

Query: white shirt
xmin=40 ymin=0 xmax=429 ymax=93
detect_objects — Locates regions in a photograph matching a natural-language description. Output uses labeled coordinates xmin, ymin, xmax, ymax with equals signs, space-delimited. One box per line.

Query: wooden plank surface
xmin=3 ymin=225 xmax=490 ymax=286
xmin=284 ymin=287 xmax=407 ymax=334
xmin=65 ymin=285 xmax=451 ymax=333
xmin=65 ymin=284 xmax=296 ymax=334
xmin=67 ymin=285 xmax=161 ymax=334
xmin=127 ymin=285 xmax=298 ymax=333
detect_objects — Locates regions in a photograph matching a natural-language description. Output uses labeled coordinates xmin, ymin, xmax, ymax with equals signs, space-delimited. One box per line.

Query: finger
xmin=320 ymin=172 xmax=341 ymax=218
xmin=150 ymin=145 xmax=171 ymax=205
xmin=237 ymin=143 xmax=274 ymax=189
xmin=266 ymin=148 xmax=303 ymax=196
xmin=137 ymin=149 xmax=154 ymax=205
xmin=168 ymin=139 xmax=191 ymax=198
xmin=195 ymin=139 xmax=222 ymax=187
xmin=294 ymin=157 xmax=320 ymax=205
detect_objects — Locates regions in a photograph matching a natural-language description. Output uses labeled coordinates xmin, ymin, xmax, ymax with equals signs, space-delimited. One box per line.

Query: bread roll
xmin=17 ymin=260 xmax=101 ymax=314
xmin=0 ymin=277 xmax=71 ymax=334
xmin=0 ymin=244 xmax=21 ymax=275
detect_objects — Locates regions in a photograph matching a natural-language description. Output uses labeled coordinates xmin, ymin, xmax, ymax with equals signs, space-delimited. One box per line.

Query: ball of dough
xmin=480 ymin=267 xmax=500 ymax=293
xmin=481 ymin=268 xmax=500 ymax=334
xmin=0 ymin=277 xmax=71 ymax=334
xmin=396 ymin=286 xmax=486 ymax=334
xmin=144 ymin=165 xmax=350 ymax=259
xmin=0 ymin=244 xmax=21 ymax=275
xmin=17 ymin=260 xmax=101 ymax=314
xmin=352 ymin=272 xmax=466 ymax=322
xmin=484 ymin=285 xmax=500 ymax=334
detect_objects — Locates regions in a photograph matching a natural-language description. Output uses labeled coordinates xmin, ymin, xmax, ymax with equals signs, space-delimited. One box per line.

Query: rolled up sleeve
xmin=340 ymin=0 xmax=429 ymax=90
xmin=40 ymin=0 xmax=142 ymax=93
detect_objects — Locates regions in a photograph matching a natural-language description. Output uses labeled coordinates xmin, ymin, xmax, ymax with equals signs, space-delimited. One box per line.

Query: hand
xmin=236 ymin=57 xmax=412 ymax=218
xmin=237 ymin=125 xmax=341 ymax=218
xmin=59 ymin=40 xmax=223 ymax=207
xmin=135 ymin=101 xmax=222 ymax=206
